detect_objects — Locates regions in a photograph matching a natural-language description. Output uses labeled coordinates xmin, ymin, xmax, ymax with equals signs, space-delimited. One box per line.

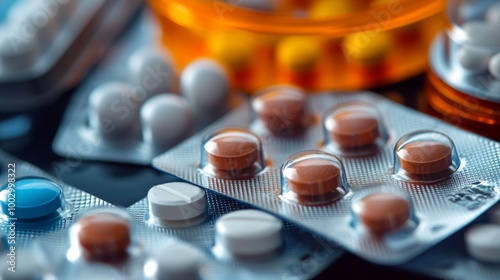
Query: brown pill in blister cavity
xmin=206 ymin=133 xmax=259 ymax=171
xmin=76 ymin=212 xmax=131 ymax=261
xmin=397 ymin=141 xmax=452 ymax=175
xmin=326 ymin=110 xmax=380 ymax=148
xmin=254 ymin=89 xmax=308 ymax=135
xmin=356 ymin=193 xmax=410 ymax=235
xmin=284 ymin=158 xmax=341 ymax=197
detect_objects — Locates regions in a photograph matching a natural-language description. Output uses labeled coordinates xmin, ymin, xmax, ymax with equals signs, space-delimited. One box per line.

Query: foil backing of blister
xmin=152 ymin=92 xmax=500 ymax=264
xmin=128 ymin=190 xmax=343 ymax=280
xmin=0 ymin=150 xmax=110 ymax=246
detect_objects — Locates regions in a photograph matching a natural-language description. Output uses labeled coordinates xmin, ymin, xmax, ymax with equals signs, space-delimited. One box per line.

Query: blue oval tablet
xmin=1 ymin=178 xmax=62 ymax=220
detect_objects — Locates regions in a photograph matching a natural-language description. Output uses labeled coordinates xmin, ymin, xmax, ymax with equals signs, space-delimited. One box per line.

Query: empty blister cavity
xmin=0 ymin=177 xmax=70 ymax=224
xmin=147 ymin=182 xmax=208 ymax=228
xmin=181 ymin=58 xmax=230 ymax=127
xmin=88 ymin=81 xmax=141 ymax=140
xmin=214 ymin=209 xmax=282 ymax=259
xmin=70 ymin=207 xmax=133 ymax=262
xmin=351 ymin=188 xmax=417 ymax=237
xmin=128 ymin=47 xmax=176 ymax=98
xmin=252 ymin=85 xmax=311 ymax=136
xmin=392 ymin=130 xmax=461 ymax=183
xmin=144 ymin=242 xmax=205 ymax=280
xmin=141 ymin=94 xmax=194 ymax=149
xmin=280 ymin=150 xmax=349 ymax=205
xmin=465 ymin=224 xmax=500 ymax=264
xmin=201 ymin=128 xmax=266 ymax=179
xmin=323 ymin=101 xmax=389 ymax=156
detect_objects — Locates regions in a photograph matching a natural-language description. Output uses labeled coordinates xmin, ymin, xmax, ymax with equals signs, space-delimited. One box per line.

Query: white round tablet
xmin=457 ymin=44 xmax=492 ymax=72
xmin=1 ymin=253 xmax=42 ymax=280
xmin=489 ymin=52 xmax=500 ymax=80
xmin=489 ymin=203 xmax=500 ymax=224
xmin=145 ymin=243 xmax=204 ymax=280
xmin=128 ymin=47 xmax=176 ymax=99
xmin=462 ymin=21 xmax=500 ymax=47
xmin=216 ymin=209 xmax=282 ymax=257
xmin=486 ymin=2 xmax=500 ymax=25
xmin=88 ymin=82 xmax=141 ymax=138
xmin=0 ymin=25 xmax=38 ymax=72
xmin=180 ymin=58 xmax=230 ymax=125
xmin=465 ymin=224 xmax=500 ymax=263
xmin=140 ymin=94 xmax=194 ymax=148
xmin=148 ymin=182 xmax=207 ymax=222
xmin=9 ymin=0 xmax=58 ymax=47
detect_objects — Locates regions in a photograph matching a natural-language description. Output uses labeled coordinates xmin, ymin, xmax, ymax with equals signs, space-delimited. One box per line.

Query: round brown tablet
xmin=356 ymin=193 xmax=410 ymax=235
xmin=205 ymin=132 xmax=259 ymax=171
xmin=397 ymin=141 xmax=452 ymax=175
xmin=284 ymin=158 xmax=341 ymax=197
xmin=253 ymin=89 xmax=308 ymax=135
xmin=326 ymin=110 xmax=380 ymax=148
xmin=76 ymin=212 xmax=131 ymax=261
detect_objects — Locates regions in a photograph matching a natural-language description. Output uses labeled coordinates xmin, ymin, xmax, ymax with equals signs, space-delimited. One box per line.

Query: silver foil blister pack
xmin=152 ymin=91 xmax=500 ymax=264
xmin=0 ymin=150 xmax=110 ymax=246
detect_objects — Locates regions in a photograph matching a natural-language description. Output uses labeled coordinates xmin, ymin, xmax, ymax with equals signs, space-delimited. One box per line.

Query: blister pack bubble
xmin=127 ymin=185 xmax=343 ymax=280
xmin=0 ymin=150 xmax=110 ymax=246
xmin=152 ymin=91 xmax=500 ymax=264
xmin=52 ymin=11 xmax=234 ymax=165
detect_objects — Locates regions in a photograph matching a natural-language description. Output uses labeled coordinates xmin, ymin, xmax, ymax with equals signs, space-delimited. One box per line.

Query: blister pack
xmin=152 ymin=89 xmax=500 ymax=264
xmin=0 ymin=0 xmax=143 ymax=112
xmin=52 ymin=11 xmax=233 ymax=165
xmin=0 ymin=150 xmax=110 ymax=246
xmin=25 ymin=202 xmax=341 ymax=280
xmin=128 ymin=181 xmax=343 ymax=280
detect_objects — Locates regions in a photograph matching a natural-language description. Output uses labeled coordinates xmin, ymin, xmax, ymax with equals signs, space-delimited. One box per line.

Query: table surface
xmin=0 ymin=6 xmax=494 ymax=280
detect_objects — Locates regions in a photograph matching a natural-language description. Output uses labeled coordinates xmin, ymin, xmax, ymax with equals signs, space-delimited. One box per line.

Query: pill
xmin=252 ymin=86 xmax=309 ymax=135
xmin=457 ymin=45 xmax=492 ymax=72
xmin=0 ymin=178 xmax=62 ymax=220
xmin=397 ymin=141 xmax=453 ymax=175
xmin=75 ymin=211 xmax=131 ymax=261
xmin=208 ymin=33 xmax=255 ymax=70
xmin=145 ymin=243 xmax=204 ymax=280
xmin=486 ymin=2 xmax=500 ymax=25
xmin=88 ymin=82 xmax=141 ymax=138
xmin=141 ymin=94 xmax=194 ymax=148
xmin=148 ymin=182 xmax=207 ymax=222
xmin=284 ymin=157 xmax=341 ymax=197
xmin=354 ymin=193 xmax=411 ymax=235
xmin=325 ymin=108 xmax=380 ymax=148
xmin=465 ymin=224 xmax=500 ymax=263
xmin=216 ymin=209 xmax=282 ymax=257
xmin=343 ymin=32 xmax=392 ymax=65
xmin=205 ymin=130 xmax=260 ymax=171
xmin=9 ymin=0 xmax=58 ymax=46
xmin=128 ymin=47 xmax=176 ymax=98
xmin=489 ymin=52 xmax=500 ymax=80
xmin=0 ymin=252 xmax=42 ymax=280
xmin=181 ymin=59 xmax=230 ymax=125
xmin=0 ymin=25 xmax=38 ymax=72
xmin=462 ymin=21 xmax=500 ymax=47
xmin=309 ymin=0 xmax=361 ymax=18
xmin=277 ymin=37 xmax=320 ymax=73
xmin=488 ymin=203 xmax=500 ymax=224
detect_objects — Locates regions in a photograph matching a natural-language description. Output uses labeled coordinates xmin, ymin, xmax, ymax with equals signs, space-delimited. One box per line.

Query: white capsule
xmin=0 ymin=24 xmax=38 ymax=72
xmin=145 ymin=243 xmax=204 ymax=280
xmin=148 ymin=182 xmax=206 ymax=223
xmin=462 ymin=21 xmax=500 ymax=47
xmin=181 ymin=59 xmax=230 ymax=126
xmin=141 ymin=94 xmax=194 ymax=148
xmin=228 ymin=0 xmax=278 ymax=12
xmin=489 ymin=52 xmax=500 ymax=80
xmin=88 ymin=82 xmax=141 ymax=139
xmin=486 ymin=2 xmax=500 ymax=25
xmin=128 ymin=48 xmax=176 ymax=99
xmin=465 ymin=224 xmax=500 ymax=263
xmin=216 ymin=209 xmax=282 ymax=257
xmin=457 ymin=45 xmax=493 ymax=72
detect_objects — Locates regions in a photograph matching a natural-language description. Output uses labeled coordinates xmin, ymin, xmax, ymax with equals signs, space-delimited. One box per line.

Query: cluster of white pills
xmin=465 ymin=203 xmax=500 ymax=264
xmin=458 ymin=2 xmax=500 ymax=79
xmin=88 ymin=46 xmax=230 ymax=149
xmin=0 ymin=0 xmax=76 ymax=72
